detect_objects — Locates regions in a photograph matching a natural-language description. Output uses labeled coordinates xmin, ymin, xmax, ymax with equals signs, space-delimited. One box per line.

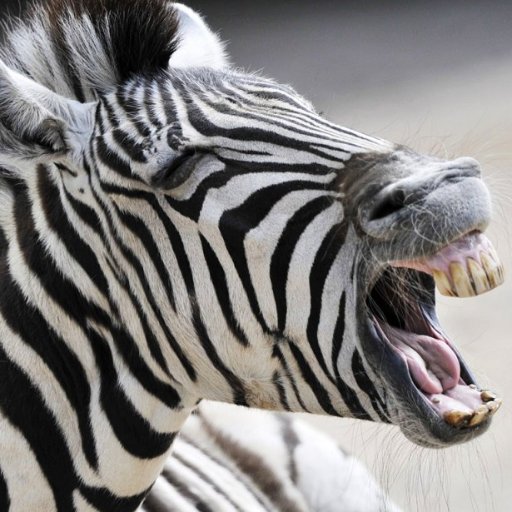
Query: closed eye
xmin=152 ymin=148 xmax=201 ymax=189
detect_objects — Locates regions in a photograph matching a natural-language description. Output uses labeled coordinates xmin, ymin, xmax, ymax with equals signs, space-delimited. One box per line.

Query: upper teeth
xmin=434 ymin=251 xmax=504 ymax=298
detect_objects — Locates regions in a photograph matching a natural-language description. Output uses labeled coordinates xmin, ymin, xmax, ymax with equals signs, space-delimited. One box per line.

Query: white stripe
xmin=245 ymin=189 xmax=335 ymax=331
xmin=0 ymin=410 xmax=57 ymax=512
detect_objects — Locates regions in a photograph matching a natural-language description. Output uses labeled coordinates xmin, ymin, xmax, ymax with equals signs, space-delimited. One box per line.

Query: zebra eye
xmin=151 ymin=149 xmax=200 ymax=190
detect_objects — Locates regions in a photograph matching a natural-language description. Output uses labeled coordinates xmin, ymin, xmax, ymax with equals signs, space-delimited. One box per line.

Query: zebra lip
xmin=391 ymin=232 xmax=504 ymax=297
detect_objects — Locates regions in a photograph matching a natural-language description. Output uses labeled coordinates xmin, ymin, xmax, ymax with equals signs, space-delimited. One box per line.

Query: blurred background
xmin=1 ymin=1 xmax=512 ymax=510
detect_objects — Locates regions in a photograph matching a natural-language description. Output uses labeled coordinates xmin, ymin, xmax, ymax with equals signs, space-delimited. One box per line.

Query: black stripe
xmin=331 ymin=294 xmax=372 ymax=420
xmin=273 ymin=345 xmax=310 ymax=412
xmin=79 ymin=484 xmax=149 ymax=512
xmin=0 ymin=340 xmax=78 ymax=511
xmin=199 ymin=414 xmax=304 ymax=512
xmin=44 ymin=176 xmax=183 ymax=410
xmin=107 ymin=216 xmax=194 ymax=379
xmin=272 ymin=371 xmax=291 ymax=411
xmin=200 ymin=235 xmax=249 ymax=346
xmin=173 ymin=452 xmax=246 ymax=512
xmin=144 ymin=85 xmax=164 ymax=130
xmin=331 ymin=294 xmax=346 ymax=379
xmin=116 ymin=83 xmax=152 ymax=137
xmin=149 ymin=198 xmax=196 ymax=294
xmin=88 ymin=328 xmax=175 ymax=458
xmin=104 ymin=255 xmax=175 ymax=377
xmin=116 ymin=208 xmax=176 ymax=312
xmin=0 ymin=468 xmax=10 ymax=512
xmin=196 ymin=84 xmax=358 ymax=156
xmin=233 ymin=79 xmax=386 ymax=145
xmin=156 ymin=79 xmax=180 ymax=127
xmin=191 ymin=305 xmax=248 ymax=406
xmin=304 ymin=223 xmax=346 ymax=382
xmin=288 ymin=343 xmax=337 ymax=415
xmin=351 ymin=351 xmax=389 ymax=422
xmin=98 ymin=95 xmax=120 ymax=130
xmin=63 ymin=183 xmax=183 ymax=409
xmin=107 ymin=277 xmax=183 ymax=410
xmin=270 ymin=196 xmax=332 ymax=333
xmin=165 ymin=170 xmax=234 ymax=222
xmin=63 ymin=185 xmax=103 ymax=235
xmin=8 ymin=193 xmax=100 ymax=469
xmin=0 ymin=293 xmax=149 ymax=512
xmin=96 ymin=136 xmax=133 ymax=179
xmin=219 ymin=180 xmax=327 ymax=333
xmin=0 ymin=226 xmax=6 ymax=260
xmin=277 ymin=416 xmax=300 ymax=484
xmin=112 ymin=128 xmax=148 ymax=163
xmin=160 ymin=468 xmax=214 ymax=512
xmin=89 ymin=176 xmax=197 ymax=381
xmin=85 ymin=182 xmax=201 ymax=384
xmin=179 ymin=434 xmax=271 ymax=510
xmin=141 ymin=491 xmax=169 ymax=512
xmin=39 ymin=168 xmax=111 ymax=299
xmin=188 ymin=110 xmax=336 ymax=161
xmin=217 ymin=158 xmax=335 ymax=175
xmin=0 ymin=274 xmax=99 ymax=470
xmin=179 ymin=88 xmax=343 ymax=161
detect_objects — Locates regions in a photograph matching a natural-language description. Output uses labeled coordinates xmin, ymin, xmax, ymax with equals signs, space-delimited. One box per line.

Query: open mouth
xmin=366 ymin=231 xmax=503 ymax=435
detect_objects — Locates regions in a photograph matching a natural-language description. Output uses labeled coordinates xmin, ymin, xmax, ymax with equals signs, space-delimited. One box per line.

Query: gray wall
xmin=2 ymin=1 xmax=512 ymax=110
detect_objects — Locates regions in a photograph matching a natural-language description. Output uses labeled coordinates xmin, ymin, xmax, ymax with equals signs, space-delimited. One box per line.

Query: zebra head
xmin=0 ymin=0 xmax=503 ymax=450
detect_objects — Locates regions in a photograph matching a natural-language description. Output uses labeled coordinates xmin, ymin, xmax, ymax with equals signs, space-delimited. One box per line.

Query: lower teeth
xmin=442 ymin=391 xmax=502 ymax=428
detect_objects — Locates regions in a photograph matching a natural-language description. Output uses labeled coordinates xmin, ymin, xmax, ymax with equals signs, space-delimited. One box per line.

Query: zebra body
xmin=142 ymin=402 xmax=401 ymax=512
xmin=0 ymin=0 xmax=498 ymax=510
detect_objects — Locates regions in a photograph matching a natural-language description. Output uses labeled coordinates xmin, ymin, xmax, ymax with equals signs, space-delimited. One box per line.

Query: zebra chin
xmin=358 ymin=228 xmax=503 ymax=447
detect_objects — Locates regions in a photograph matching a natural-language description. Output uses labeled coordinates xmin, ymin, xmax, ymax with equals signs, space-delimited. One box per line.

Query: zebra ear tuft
xmin=0 ymin=60 xmax=92 ymax=167
xmin=169 ymin=4 xmax=229 ymax=70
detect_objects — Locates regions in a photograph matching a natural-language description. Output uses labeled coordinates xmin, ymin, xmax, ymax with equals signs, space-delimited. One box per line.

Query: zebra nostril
xmin=368 ymin=188 xmax=407 ymax=222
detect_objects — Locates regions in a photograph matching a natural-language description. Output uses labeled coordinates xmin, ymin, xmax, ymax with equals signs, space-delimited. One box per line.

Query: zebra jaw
xmin=393 ymin=232 xmax=504 ymax=298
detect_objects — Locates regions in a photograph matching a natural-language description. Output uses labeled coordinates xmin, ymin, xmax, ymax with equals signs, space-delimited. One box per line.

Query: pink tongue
xmin=380 ymin=324 xmax=461 ymax=394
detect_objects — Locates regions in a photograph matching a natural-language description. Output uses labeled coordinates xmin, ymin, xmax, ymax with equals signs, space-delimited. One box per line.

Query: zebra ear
xmin=0 ymin=60 xmax=92 ymax=167
xmin=169 ymin=4 xmax=229 ymax=70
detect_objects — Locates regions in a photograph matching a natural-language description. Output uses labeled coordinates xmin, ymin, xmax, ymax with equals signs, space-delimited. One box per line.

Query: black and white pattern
xmin=142 ymin=403 xmax=401 ymax=512
xmin=0 ymin=0 xmax=496 ymax=510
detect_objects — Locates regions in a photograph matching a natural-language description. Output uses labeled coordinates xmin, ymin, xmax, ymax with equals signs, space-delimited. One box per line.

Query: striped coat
xmin=0 ymin=0 xmax=499 ymax=510
xmin=143 ymin=403 xmax=401 ymax=512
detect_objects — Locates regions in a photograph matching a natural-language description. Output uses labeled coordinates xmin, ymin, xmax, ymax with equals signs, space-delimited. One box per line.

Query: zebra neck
xmin=0 ymin=167 xmax=199 ymax=505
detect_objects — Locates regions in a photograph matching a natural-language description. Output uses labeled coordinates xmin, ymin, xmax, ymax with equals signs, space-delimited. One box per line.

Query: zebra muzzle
xmin=394 ymin=232 xmax=505 ymax=297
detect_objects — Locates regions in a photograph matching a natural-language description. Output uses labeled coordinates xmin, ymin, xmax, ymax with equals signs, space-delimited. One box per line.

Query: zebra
xmin=142 ymin=402 xmax=402 ymax=512
xmin=0 ymin=0 xmax=504 ymax=510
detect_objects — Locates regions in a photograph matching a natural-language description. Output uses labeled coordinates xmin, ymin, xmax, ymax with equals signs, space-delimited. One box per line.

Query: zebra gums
xmin=0 ymin=0 xmax=505 ymax=510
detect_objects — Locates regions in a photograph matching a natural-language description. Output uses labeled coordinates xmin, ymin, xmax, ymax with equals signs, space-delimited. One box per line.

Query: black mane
xmin=1 ymin=0 xmax=180 ymax=101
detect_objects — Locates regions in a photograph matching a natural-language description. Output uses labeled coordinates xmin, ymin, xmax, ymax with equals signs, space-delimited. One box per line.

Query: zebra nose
xmin=366 ymin=187 xmax=407 ymax=223
xmin=360 ymin=157 xmax=483 ymax=234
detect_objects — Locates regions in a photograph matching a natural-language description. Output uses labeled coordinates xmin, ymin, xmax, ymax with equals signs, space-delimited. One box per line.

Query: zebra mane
xmin=0 ymin=0 xmax=181 ymax=102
